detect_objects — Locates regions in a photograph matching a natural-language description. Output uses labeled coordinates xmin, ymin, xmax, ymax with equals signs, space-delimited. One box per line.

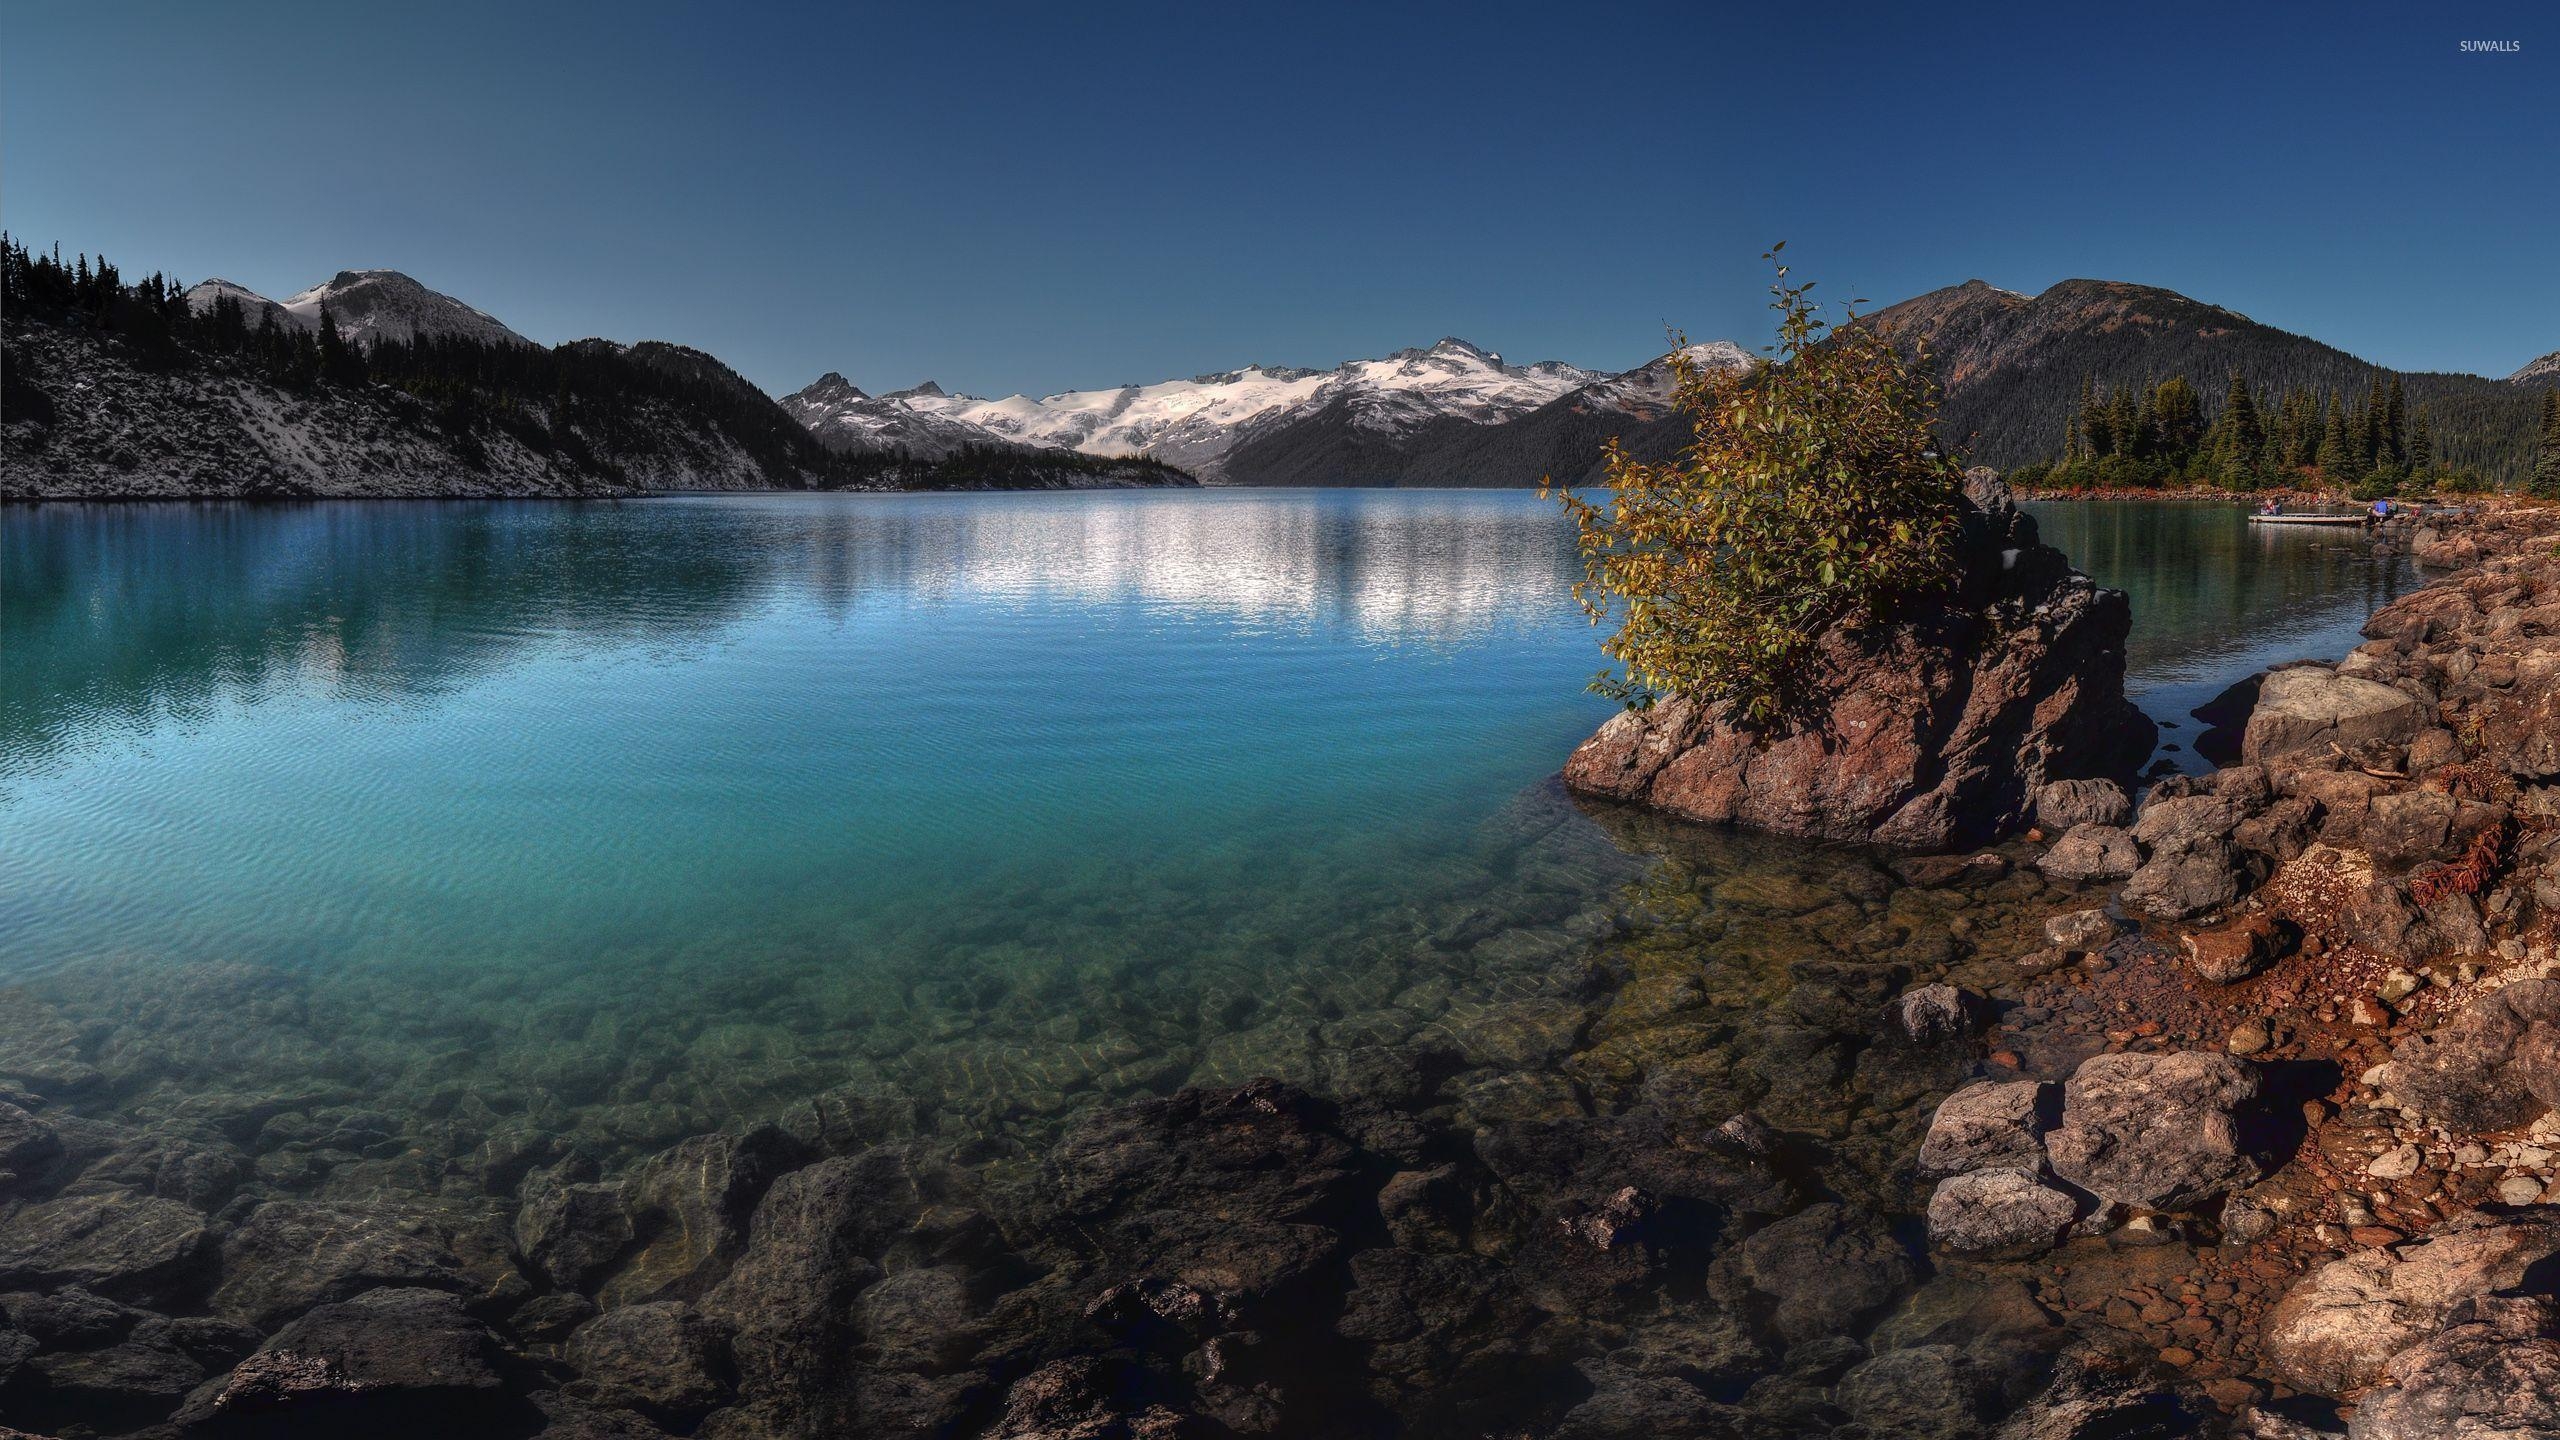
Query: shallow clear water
xmin=2 ymin=494 xmax=2412 ymax=1039
xmin=2023 ymin=500 xmax=2416 ymax=766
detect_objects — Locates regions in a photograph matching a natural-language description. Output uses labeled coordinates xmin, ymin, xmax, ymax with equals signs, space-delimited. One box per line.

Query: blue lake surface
xmin=0 ymin=490 xmax=2414 ymax=1143
xmin=3 ymin=491 xmax=1618 ymax=989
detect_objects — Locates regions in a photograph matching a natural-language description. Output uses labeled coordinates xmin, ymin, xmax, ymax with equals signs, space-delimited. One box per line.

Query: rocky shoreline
xmin=1 ymin=505 xmax=2555 ymax=1440
xmin=1912 ymin=502 xmax=2560 ymax=1435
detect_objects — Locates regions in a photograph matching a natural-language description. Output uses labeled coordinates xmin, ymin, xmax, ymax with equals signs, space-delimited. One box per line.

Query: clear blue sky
xmin=6 ymin=0 xmax=2553 ymax=397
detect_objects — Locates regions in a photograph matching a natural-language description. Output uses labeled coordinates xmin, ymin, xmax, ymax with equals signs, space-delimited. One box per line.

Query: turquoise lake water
xmin=0 ymin=491 xmax=2413 ymax=1153
xmin=2 ymin=491 xmax=1616 ymax=990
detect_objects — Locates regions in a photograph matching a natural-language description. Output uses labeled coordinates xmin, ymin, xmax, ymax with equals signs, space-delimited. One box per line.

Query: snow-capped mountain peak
xmin=780 ymin=373 xmax=1019 ymax=459
xmin=800 ymin=371 xmax=869 ymax=401
xmin=1563 ymin=341 xmax=1757 ymax=414
xmin=280 ymin=270 xmax=532 ymax=349
xmin=1326 ymin=338 xmax=1597 ymax=434
xmin=180 ymin=278 xmax=300 ymax=335
xmin=180 ymin=271 xmax=532 ymax=350
xmin=783 ymin=336 xmax=1737 ymax=480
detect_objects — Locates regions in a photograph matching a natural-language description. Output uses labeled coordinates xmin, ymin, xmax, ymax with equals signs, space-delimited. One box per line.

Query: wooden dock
xmin=2245 ymin=513 xmax=2372 ymax=528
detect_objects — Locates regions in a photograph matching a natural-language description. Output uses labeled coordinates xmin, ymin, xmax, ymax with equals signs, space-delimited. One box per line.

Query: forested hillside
xmin=1 ymin=239 xmax=1191 ymax=498
xmin=1865 ymin=279 xmax=2553 ymax=487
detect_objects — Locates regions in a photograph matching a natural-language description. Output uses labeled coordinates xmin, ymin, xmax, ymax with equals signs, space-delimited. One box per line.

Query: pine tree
xmin=2383 ymin=375 xmax=2407 ymax=467
xmin=2110 ymin=388 xmax=2147 ymax=460
xmin=2358 ymin=378 xmax=2386 ymax=466
xmin=2214 ymin=374 xmax=2262 ymax=488
xmin=2409 ymin=408 xmax=2434 ymax=477
xmin=2077 ymin=375 xmax=2108 ymax=459
xmin=2317 ymin=392 xmax=2358 ymax=481
xmin=2288 ymin=389 xmax=2321 ymax=467
xmin=314 ymin=303 xmax=366 ymax=387
xmin=2153 ymin=376 xmax=2205 ymax=459
xmin=2533 ymin=390 xmax=2560 ymax=499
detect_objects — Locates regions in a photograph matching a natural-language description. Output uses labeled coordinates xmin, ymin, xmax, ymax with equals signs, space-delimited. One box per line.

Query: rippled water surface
xmin=4 ymin=492 xmax=1615 ymax=985
xmin=2 ymin=494 xmax=2414 ymax=1047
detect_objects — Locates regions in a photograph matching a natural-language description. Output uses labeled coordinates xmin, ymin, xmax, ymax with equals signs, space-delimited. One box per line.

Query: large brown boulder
xmin=2239 ymin=665 xmax=2425 ymax=764
xmin=1561 ymin=491 xmax=2153 ymax=850
xmin=2375 ymin=979 xmax=2560 ymax=1132
xmin=2043 ymin=1052 xmax=2265 ymax=1210
xmin=2264 ymin=1207 xmax=2560 ymax=1398
xmin=2346 ymin=1296 xmax=2560 ymax=1440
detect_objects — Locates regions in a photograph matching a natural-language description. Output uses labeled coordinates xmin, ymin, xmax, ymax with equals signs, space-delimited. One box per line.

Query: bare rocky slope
xmin=3 ymin=323 xmax=777 ymax=499
xmin=2 ymin=319 xmax=1191 ymax=500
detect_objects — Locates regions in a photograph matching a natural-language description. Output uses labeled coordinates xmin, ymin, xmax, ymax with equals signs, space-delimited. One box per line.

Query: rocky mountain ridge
xmin=34 ymin=256 xmax=2560 ymax=493
xmin=1863 ymin=279 xmax=2557 ymax=484
xmin=183 ymin=270 xmax=531 ymax=350
xmin=6 ymin=252 xmax=1194 ymax=498
xmin=782 ymin=335 xmax=1682 ymax=482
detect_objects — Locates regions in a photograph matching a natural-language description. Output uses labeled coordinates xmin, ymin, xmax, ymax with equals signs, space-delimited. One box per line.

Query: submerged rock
xmin=1993 ymin=1348 xmax=2215 ymax=1440
xmin=563 ymin=1301 xmax=733 ymax=1422
xmin=599 ymin=1126 xmax=802 ymax=1306
xmin=2043 ymin=909 xmax=2120 ymax=954
xmin=211 ymin=1200 xmax=472 ymax=1330
xmin=1927 ymin=1168 xmax=2083 ymax=1258
xmin=700 ymin=1149 xmax=914 ymax=1429
xmin=1718 ymin=1202 xmax=1918 ymax=1345
xmin=1561 ymin=493 xmax=2153 ymax=850
xmin=173 ymin=1286 xmax=530 ymax=1436
xmin=0 ymin=1190 xmax=212 ymax=1307
xmin=986 ymin=1357 xmax=1196 ymax=1440
xmin=0 ymin=1101 xmax=62 ymax=1187
xmin=1834 ymin=1342 xmax=2009 ymax=1436
xmin=516 ymin=1171 xmax=635 ymax=1294
xmin=22 ymin=1330 xmax=212 ymax=1433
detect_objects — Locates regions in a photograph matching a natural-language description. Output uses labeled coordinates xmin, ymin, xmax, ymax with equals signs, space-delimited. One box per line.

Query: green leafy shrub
xmin=1545 ymin=247 xmax=1966 ymax=728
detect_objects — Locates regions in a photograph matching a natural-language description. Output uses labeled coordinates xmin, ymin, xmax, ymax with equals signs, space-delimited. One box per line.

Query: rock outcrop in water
xmin=1562 ymin=474 xmax=2155 ymax=850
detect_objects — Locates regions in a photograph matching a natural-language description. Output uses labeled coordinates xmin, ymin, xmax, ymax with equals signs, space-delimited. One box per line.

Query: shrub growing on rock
xmin=1547 ymin=246 xmax=1966 ymax=729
